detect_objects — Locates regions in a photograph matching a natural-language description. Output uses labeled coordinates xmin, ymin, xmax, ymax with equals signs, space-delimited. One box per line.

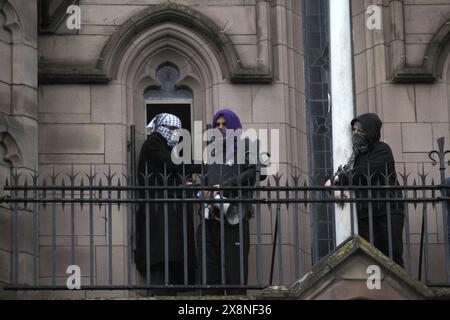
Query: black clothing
xmin=135 ymin=132 xmax=199 ymax=286
xmin=147 ymin=262 xmax=195 ymax=296
xmin=196 ymin=138 xmax=265 ymax=295
xmin=338 ymin=113 xmax=405 ymax=266
xmin=196 ymin=219 xmax=250 ymax=296
xmin=339 ymin=113 xmax=405 ymax=219
xmin=358 ymin=215 xmax=404 ymax=266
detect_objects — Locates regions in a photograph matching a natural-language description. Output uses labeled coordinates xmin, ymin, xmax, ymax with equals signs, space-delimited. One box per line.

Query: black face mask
xmin=353 ymin=132 xmax=369 ymax=154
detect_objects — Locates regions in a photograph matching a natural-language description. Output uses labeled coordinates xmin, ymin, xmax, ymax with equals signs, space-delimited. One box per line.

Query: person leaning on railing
xmin=326 ymin=113 xmax=405 ymax=267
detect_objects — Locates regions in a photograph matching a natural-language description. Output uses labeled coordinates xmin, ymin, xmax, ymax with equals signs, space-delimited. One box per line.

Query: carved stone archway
xmin=98 ymin=5 xmax=246 ymax=136
xmin=98 ymin=3 xmax=272 ymax=84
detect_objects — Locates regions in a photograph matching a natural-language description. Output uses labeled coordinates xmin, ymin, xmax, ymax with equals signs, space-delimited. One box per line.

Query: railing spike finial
xmin=419 ymin=163 xmax=428 ymax=185
xmin=429 ymin=137 xmax=450 ymax=172
xmin=437 ymin=137 xmax=445 ymax=153
xmin=399 ymin=165 xmax=410 ymax=184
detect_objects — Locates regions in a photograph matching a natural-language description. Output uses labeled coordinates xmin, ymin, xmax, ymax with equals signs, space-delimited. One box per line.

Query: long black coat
xmin=135 ymin=132 xmax=198 ymax=275
xmin=338 ymin=113 xmax=404 ymax=218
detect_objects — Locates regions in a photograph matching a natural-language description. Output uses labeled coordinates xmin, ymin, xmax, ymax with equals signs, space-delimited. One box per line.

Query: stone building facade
xmin=0 ymin=0 xmax=449 ymax=299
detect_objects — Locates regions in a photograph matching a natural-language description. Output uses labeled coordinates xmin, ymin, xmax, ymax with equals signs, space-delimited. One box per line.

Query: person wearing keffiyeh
xmin=146 ymin=113 xmax=182 ymax=147
xmin=136 ymin=113 xmax=199 ymax=296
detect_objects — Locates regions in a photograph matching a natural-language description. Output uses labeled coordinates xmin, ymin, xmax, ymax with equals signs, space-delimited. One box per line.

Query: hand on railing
xmin=325 ymin=178 xmax=347 ymax=200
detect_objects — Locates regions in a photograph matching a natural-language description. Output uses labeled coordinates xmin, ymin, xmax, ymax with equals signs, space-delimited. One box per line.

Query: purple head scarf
xmin=211 ymin=109 xmax=243 ymax=160
xmin=212 ymin=109 xmax=242 ymax=131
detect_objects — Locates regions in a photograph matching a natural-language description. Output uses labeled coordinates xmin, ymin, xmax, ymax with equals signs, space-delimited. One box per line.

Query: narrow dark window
xmin=303 ymin=0 xmax=334 ymax=263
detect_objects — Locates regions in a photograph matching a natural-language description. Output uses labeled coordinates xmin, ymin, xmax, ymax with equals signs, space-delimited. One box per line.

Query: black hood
xmin=351 ymin=113 xmax=382 ymax=145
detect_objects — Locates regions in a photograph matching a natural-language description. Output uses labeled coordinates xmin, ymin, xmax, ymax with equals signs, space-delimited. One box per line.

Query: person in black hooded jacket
xmin=332 ymin=113 xmax=405 ymax=267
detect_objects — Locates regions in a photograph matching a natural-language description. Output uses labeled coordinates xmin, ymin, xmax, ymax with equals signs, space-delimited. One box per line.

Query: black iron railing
xmin=0 ymin=141 xmax=449 ymax=294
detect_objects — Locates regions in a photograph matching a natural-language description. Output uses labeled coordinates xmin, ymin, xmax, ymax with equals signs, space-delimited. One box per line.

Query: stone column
xmin=329 ymin=0 xmax=357 ymax=245
xmin=0 ymin=0 xmax=38 ymax=299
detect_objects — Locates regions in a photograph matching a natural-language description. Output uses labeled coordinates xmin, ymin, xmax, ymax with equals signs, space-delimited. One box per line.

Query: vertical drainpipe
xmin=329 ymin=0 xmax=358 ymax=245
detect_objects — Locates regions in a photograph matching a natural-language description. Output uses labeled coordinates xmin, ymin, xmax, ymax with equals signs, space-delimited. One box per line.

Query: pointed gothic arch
xmin=0 ymin=0 xmax=21 ymax=41
xmin=98 ymin=3 xmax=272 ymax=84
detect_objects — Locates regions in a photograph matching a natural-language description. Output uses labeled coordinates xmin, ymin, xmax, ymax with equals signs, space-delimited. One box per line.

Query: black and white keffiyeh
xmin=146 ymin=113 xmax=182 ymax=147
